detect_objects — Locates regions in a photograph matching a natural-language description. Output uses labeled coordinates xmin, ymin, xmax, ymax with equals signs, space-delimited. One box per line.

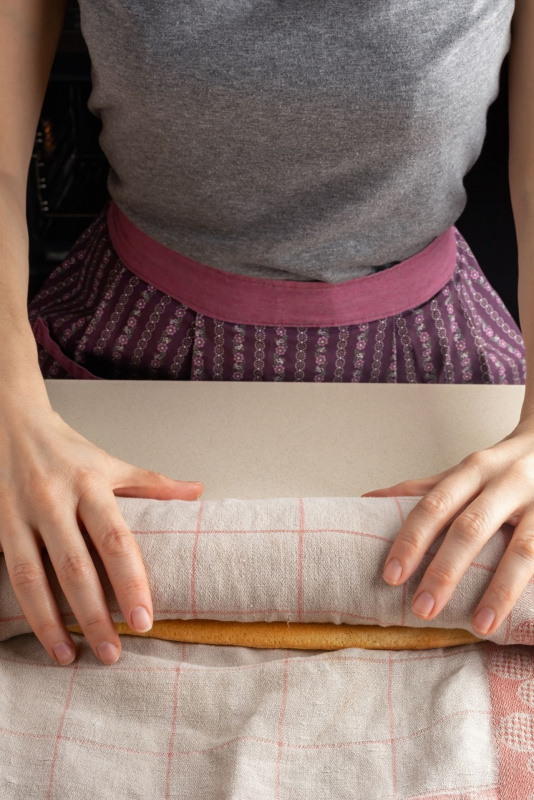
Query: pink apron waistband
xmin=107 ymin=200 xmax=458 ymax=327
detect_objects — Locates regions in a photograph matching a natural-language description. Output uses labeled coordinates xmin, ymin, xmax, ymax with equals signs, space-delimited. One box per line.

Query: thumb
xmin=361 ymin=469 xmax=454 ymax=498
xmin=107 ymin=458 xmax=204 ymax=501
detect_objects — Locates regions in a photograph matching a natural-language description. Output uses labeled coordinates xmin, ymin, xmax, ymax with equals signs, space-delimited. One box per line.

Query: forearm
xmin=516 ymin=210 xmax=534 ymax=420
xmin=0 ymin=0 xmax=68 ymax=406
xmin=0 ymin=170 xmax=49 ymax=404
xmin=508 ymin=0 xmax=534 ymax=421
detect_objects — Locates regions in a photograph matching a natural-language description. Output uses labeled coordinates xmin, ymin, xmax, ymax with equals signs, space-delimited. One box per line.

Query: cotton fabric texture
xmin=76 ymin=0 xmax=515 ymax=281
xmin=28 ymin=200 xmax=526 ymax=384
xmin=1 ymin=495 xmax=534 ymax=798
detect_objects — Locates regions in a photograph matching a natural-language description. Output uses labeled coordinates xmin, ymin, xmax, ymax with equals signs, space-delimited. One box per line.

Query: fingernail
xmin=412 ymin=591 xmax=435 ymax=617
xmin=473 ymin=607 xmax=495 ymax=634
xmin=97 ymin=642 xmax=120 ymax=665
xmin=383 ymin=558 xmax=403 ymax=584
xmin=131 ymin=606 xmax=153 ymax=633
xmin=53 ymin=642 xmax=75 ymax=665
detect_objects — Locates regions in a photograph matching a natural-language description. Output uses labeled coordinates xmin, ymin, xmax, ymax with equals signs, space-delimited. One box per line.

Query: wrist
xmin=518 ymin=400 xmax=534 ymax=429
xmin=0 ymin=377 xmax=51 ymax=414
xmin=0 ymin=331 xmax=51 ymax=413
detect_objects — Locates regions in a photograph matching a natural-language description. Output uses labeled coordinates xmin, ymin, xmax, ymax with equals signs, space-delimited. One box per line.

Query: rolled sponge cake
xmin=0 ymin=496 xmax=518 ymax=647
xmin=66 ymin=619 xmax=483 ymax=650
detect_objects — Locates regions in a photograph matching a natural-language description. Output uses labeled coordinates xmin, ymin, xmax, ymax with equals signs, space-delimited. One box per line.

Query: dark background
xmin=27 ymin=0 xmax=522 ymax=328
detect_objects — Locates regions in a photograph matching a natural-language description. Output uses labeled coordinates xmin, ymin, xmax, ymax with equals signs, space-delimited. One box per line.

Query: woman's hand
xmin=361 ymin=415 xmax=534 ymax=638
xmin=0 ymin=396 xmax=203 ymax=667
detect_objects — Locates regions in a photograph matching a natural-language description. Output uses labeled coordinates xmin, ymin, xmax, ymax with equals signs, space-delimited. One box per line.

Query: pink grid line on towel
xmin=1 ymin=495 xmax=534 ymax=798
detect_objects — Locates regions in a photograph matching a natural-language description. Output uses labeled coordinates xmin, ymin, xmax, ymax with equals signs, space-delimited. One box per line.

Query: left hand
xmin=361 ymin=416 xmax=534 ymax=637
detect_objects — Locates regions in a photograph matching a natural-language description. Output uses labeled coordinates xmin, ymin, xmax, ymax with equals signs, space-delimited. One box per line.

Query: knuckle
xmin=117 ymin=575 xmax=147 ymax=597
xmin=462 ymin=450 xmax=489 ymax=473
xmin=58 ymin=552 xmax=94 ymax=584
xmin=507 ymin=457 xmax=534 ymax=484
xmin=77 ymin=472 xmax=104 ymax=502
xmin=418 ymin=490 xmax=453 ymax=519
xmin=80 ymin=613 xmax=112 ymax=632
xmin=10 ymin=559 xmax=43 ymax=591
xmin=395 ymin=529 xmax=426 ymax=558
xmin=21 ymin=464 xmax=50 ymax=488
xmin=42 ymin=504 xmax=70 ymax=530
xmin=488 ymin=580 xmax=517 ymax=606
xmin=33 ymin=618 xmax=61 ymax=639
xmin=425 ymin=559 xmax=458 ymax=587
xmin=510 ymin=533 xmax=534 ymax=563
xmin=0 ymin=477 xmax=10 ymax=507
xmin=451 ymin=509 xmax=489 ymax=543
xmin=0 ymin=494 xmax=20 ymax=522
xmin=98 ymin=525 xmax=132 ymax=558
xmin=30 ymin=484 xmax=58 ymax=514
xmin=140 ymin=467 xmax=162 ymax=482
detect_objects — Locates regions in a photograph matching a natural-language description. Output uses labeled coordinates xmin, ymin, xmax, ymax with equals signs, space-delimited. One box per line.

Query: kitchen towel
xmin=1 ymin=495 xmax=534 ymax=798
xmin=0 ymin=495 xmax=531 ymax=644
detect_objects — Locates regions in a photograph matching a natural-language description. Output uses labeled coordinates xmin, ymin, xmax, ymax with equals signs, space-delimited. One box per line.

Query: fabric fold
xmin=0 ymin=495 xmax=528 ymax=645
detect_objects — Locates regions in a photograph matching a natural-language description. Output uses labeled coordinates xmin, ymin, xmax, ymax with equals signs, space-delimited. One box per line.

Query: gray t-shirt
xmin=78 ymin=0 xmax=515 ymax=283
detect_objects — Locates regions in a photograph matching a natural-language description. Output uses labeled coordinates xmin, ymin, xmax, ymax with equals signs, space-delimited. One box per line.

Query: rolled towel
xmin=0 ymin=495 xmax=525 ymax=647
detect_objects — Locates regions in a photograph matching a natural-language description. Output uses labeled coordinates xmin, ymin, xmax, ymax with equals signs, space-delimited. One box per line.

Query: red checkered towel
xmin=1 ymin=496 xmax=533 ymax=798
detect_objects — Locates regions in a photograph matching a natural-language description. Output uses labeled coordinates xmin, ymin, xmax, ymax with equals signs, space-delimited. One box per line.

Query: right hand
xmin=0 ymin=396 xmax=203 ymax=667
